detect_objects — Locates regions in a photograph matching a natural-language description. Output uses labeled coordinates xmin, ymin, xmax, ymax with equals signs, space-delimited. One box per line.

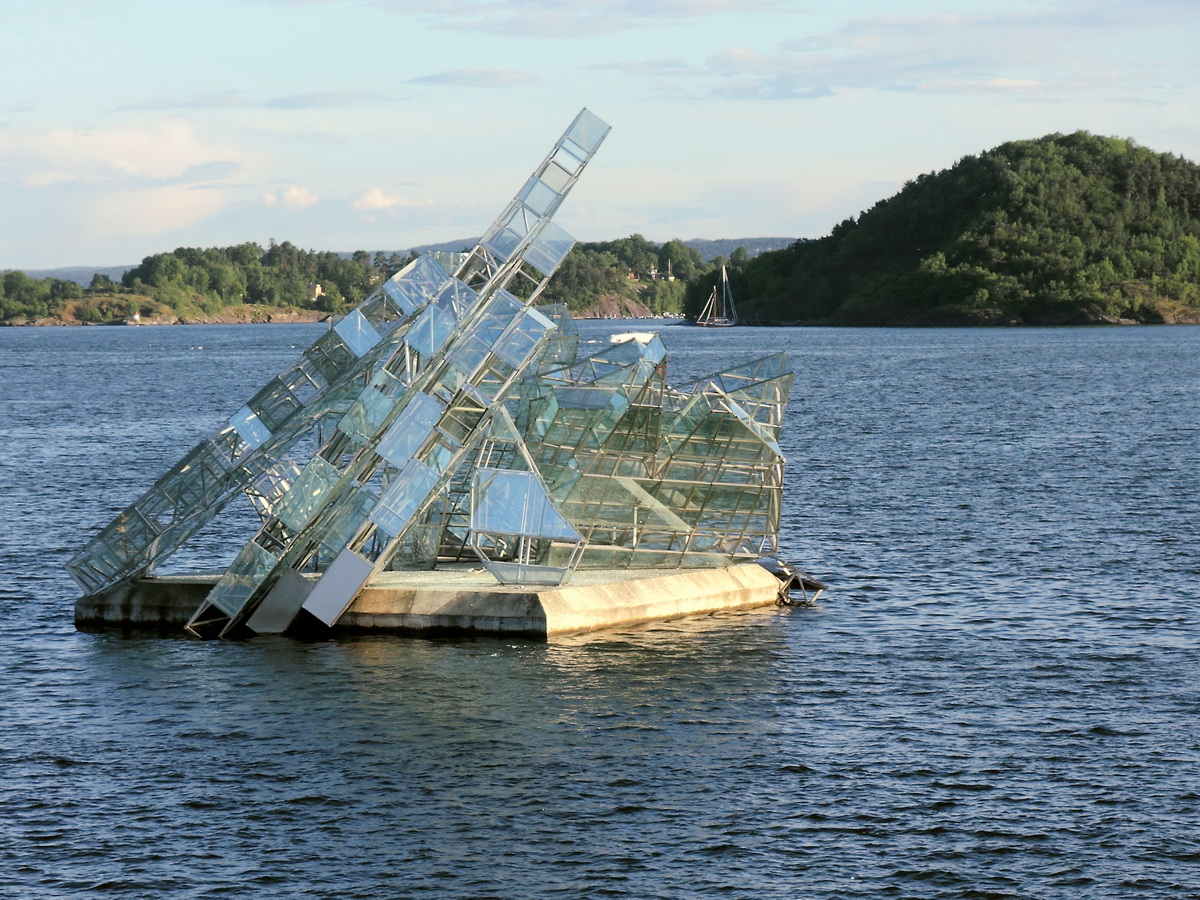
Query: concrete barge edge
xmin=74 ymin=564 xmax=783 ymax=639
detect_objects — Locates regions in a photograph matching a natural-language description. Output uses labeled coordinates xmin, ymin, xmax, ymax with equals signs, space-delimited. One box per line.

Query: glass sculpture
xmin=66 ymin=109 xmax=794 ymax=638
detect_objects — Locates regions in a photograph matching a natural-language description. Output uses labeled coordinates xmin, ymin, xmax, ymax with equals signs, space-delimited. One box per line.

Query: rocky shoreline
xmin=1 ymin=307 xmax=333 ymax=327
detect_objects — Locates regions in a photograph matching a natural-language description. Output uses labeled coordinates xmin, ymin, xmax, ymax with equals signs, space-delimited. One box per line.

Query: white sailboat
xmin=695 ymin=265 xmax=737 ymax=327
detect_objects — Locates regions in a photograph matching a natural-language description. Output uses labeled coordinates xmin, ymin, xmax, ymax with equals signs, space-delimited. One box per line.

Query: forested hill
xmin=0 ymin=235 xmax=780 ymax=324
xmin=733 ymin=132 xmax=1200 ymax=325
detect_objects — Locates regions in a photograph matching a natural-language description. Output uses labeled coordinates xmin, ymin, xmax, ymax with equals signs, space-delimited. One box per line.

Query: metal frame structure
xmin=67 ymin=109 xmax=795 ymax=639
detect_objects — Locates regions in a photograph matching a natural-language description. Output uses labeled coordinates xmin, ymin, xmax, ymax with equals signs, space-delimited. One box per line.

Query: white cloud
xmin=352 ymin=187 xmax=432 ymax=210
xmin=86 ymin=185 xmax=230 ymax=239
xmin=0 ymin=121 xmax=246 ymax=189
xmin=264 ymin=185 xmax=319 ymax=208
xmin=0 ymin=121 xmax=249 ymax=250
xmin=587 ymin=3 xmax=1194 ymax=103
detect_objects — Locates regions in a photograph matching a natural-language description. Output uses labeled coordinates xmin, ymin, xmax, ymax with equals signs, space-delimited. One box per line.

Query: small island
xmin=726 ymin=131 xmax=1200 ymax=326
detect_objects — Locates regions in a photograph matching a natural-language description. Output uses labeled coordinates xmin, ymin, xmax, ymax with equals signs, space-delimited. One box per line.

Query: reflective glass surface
xmin=334 ymin=309 xmax=382 ymax=358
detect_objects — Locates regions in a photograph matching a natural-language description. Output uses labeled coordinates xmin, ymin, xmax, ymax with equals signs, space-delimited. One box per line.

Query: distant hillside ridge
xmin=735 ymin=132 xmax=1200 ymax=325
xmin=19 ymin=265 xmax=134 ymax=285
xmin=683 ymin=237 xmax=795 ymax=262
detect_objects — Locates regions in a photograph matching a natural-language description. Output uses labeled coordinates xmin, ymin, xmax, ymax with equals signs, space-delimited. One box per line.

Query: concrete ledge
xmin=74 ymin=574 xmax=219 ymax=632
xmin=75 ymin=564 xmax=782 ymax=638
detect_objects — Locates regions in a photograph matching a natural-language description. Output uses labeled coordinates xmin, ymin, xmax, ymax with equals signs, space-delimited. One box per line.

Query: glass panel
xmin=480 ymin=560 xmax=569 ymax=586
xmin=229 ymin=404 xmax=271 ymax=450
xmin=318 ymin=486 xmax=376 ymax=559
xmin=559 ymin=138 xmax=587 ymax=167
xmin=274 ymin=456 xmax=341 ymax=533
xmin=377 ymin=392 xmax=442 ymax=466
xmin=336 ymin=385 xmax=395 ymax=445
xmin=565 ymin=108 xmax=610 ymax=154
xmin=472 ymin=468 xmax=578 ymax=540
xmin=370 ymin=458 xmax=438 ymax=537
xmin=537 ymin=160 xmax=572 ymax=193
xmin=524 ymin=221 xmax=575 ymax=278
xmin=471 ymin=290 xmax=523 ymax=347
xmin=517 ymin=176 xmax=559 ymax=216
xmin=334 ymin=309 xmax=382 ymax=358
xmin=405 ymin=303 xmax=456 ymax=358
xmin=551 ymin=144 xmax=583 ymax=176
xmin=382 ymin=277 xmax=417 ymax=316
xmin=382 ymin=253 xmax=448 ymax=316
xmin=358 ymin=292 xmax=404 ymax=330
xmin=433 ymin=277 xmax=478 ymax=321
xmin=493 ymin=306 xmax=553 ymax=369
xmin=303 ymin=329 xmax=356 ymax=383
xmin=248 ymin=377 xmax=301 ymax=432
xmin=445 ymin=335 xmax=491 ymax=383
xmin=203 ymin=541 xmax=278 ymax=617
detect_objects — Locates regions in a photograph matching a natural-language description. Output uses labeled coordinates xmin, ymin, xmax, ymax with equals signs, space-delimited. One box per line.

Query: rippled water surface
xmin=1 ymin=321 xmax=1198 ymax=899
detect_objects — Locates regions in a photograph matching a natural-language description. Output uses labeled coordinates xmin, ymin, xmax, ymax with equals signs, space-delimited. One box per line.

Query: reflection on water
xmin=1 ymin=322 xmax=1198 ymax=898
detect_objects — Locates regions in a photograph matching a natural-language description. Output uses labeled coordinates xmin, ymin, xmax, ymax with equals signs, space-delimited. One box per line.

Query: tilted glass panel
xmin=303 ymin=328 xmax=358 ymax=384
xmin=433 ymin=277 xmax=478 ymax=321
xmin=204 ymin=541 xmax=279 ymax=617
xmin=317 ymin=486 xmax=376 ymax=560
xmin=494 ymin=306 xmax=555 ymax=369
xmin=229 ymin=404 xmax=272 ymax=451
xmin=382 ymin=253 xmax=449 ymax=316
xmin=470 ymin=290 xmax=524 ymax=349
xmin=721 ymin=395 xmax=784 ymax=457
xmin=537 ymin=159 xmax=572 ymax=193
xmin=523 ymin=221 xmax=575 ymax=278
xmin=445 ymin=335 xmax=492 ymax=385
xmin=248 ymin=377 xmax=301 ymax=432
xmin=382 ymin=278 xmax=415 ymax=316
xmin=480 ymin=560 xmax=570 ymax=586
xmin=334 ymin=309 xmax=383 ymax=358
xmin=480 ymin=201 xmax=524 ymax=262
xmin=274 ymin=456 xmax=341 ymax=534
xmin=66 ymin=541 xmax=125 ymax=592
xmin=376 ymin=392 xmax=442 ymax=466
xmin=565 ymin=108 xmax=611 ymax=154
xmin=158 ymin=443 xmax=230 ymax=509
xmin=552 ymin=384 xmax=621 ymax=410
xmin=551 ymin=144 xmax=583 ymax=176
xmin=336 ymin=385 xmax=395 ymax=445
xmin=438 ymin=393 xmax=488 ymax=444
xmin=370 ymin=458 xmax=438 ymax=537
xmin=356 ymin=292 xmax=405 ymax=331
xmin=517 ymin=176 xmax=559 ymax=216
xmin=245 ymin=458 xmax=303 ymax=520
xmin=405 ymin=303 xmax=456 ymax=358
xmin=472 ymin=468 xmax=579 ymax=540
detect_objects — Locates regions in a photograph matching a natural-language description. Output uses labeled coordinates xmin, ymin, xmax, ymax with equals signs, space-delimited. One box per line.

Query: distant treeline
xmin=0 ymin=243 xmax=413 ymax=324
xmin=0 ymin=236 xmax=761 ymax=324
xmin=539 ymin=235 xmax=754 ymax=314
xmin=731 ymin=131 xmax=1200 ymax=325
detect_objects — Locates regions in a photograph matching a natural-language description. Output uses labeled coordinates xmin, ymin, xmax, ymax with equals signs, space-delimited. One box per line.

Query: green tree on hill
xmin=738 ymin=132 xmax=1200 ymax=325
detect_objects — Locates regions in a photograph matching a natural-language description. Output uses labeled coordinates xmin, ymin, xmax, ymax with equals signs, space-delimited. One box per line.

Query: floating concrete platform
xmin=74 ymin=564 xmax=784 ymax=639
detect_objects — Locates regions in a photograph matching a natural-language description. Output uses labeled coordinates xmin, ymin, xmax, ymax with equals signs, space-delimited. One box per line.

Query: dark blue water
xmin=1 ymin=321 xmax=1198 ymax=899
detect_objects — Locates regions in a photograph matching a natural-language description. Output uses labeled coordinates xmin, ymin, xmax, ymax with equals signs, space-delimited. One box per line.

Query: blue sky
xmin=2 ymin=0 xmax=1197 ymax=269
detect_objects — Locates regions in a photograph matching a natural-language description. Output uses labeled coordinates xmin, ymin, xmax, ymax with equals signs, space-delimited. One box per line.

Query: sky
xmin=2 ymin=0 xmax=1198 ymax=269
